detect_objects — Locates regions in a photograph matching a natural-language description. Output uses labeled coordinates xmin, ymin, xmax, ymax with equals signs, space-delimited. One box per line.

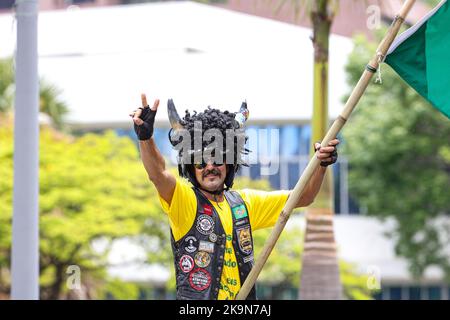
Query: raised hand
xmin=130 ymin=94 xmax=160 ymax=141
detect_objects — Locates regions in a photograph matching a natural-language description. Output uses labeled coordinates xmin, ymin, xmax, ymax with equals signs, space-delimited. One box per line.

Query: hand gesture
xmin=130 ymin=94 xmax=160 ymax=141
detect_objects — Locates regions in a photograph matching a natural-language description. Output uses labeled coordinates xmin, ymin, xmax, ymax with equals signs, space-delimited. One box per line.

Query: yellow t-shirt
xmin=158 ymin=178 xmax=290 ymax=300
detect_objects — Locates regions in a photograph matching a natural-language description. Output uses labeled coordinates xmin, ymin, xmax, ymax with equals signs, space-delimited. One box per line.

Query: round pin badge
xmin=209 ymin=233 xmax=218 ymax=243
xmin=194 ymin=251 xmax=211 ymax=268
xmin=196 ymin=214 xmax=215 ymax=235
xmin=189 ymin=268 xmax=212 ymax=291
xmin=179 ymin=255 xmax=194 ymax=273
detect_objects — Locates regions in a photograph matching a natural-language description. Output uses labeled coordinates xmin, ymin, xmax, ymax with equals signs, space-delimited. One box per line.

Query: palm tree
xmin=296 ymin=0 xmax=342 ymax=300
xmin=0 ymin=59 xmax=68 ymax=130
xmin=256 ymin=0 xmax=342 ymax=299
xmin=39 ymin=81 xmax=69 ymax=130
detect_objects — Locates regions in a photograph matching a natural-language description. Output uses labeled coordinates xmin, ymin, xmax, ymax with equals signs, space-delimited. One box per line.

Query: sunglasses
xmin=193 ymin=162 xmax=225 ymax=170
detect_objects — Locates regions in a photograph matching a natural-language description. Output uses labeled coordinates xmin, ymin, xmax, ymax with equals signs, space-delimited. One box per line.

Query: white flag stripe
xmin=386 ymin=0 xmax=447 ymax=56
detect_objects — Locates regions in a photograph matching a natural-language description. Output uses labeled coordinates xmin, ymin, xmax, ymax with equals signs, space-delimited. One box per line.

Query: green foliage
xmin=0 ymin=118 xmax=169 ymax=298
xmin=342 ymin=33 xmax=450 ymax=279
xmin=0 ymin=116 xmax=13 ymax=275
xmin=39 ymin=81 xmax=69 ymax=130
xmin=254 ymin=226 xmax=374 ymax=300
xmin=99 ymin=278 xmax=140 ymax=300
xmin=0 ymin=59 xmax=14 ymax=113
xmin=340 ymin=260 xmax=377 ymax=300
xmin=254 ymin=225 xmax=303 ymax=286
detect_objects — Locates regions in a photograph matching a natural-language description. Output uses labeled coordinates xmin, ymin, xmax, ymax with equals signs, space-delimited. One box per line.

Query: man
xmin=130 ymin=94 xmax=339 ymax=300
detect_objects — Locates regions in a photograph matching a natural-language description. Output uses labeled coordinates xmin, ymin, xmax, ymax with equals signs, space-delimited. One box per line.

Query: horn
xmin=167 ymin=99 xmax=184 ymax=130
xmin=235 ymin=100 xmax=249 ymax=128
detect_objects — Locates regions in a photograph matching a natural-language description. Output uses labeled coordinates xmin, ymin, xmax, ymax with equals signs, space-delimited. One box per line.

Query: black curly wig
xmin=169 ymin=104 xmax=250 ymax=191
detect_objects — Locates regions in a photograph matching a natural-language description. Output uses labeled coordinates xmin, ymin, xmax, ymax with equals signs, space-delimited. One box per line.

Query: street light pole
xmin=11 ymin=0 xmax=39 ymax=300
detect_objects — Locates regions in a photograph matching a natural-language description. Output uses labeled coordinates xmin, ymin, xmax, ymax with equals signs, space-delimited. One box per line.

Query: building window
xmin=408 ymin=286 xmax=421 ymax=300
xmin=256 ymin=284 xmax=270 ymax=300
xmin=427 ymin=286 xmax=441 ymax=300
xmin=373 ymin=291 xmax=382 ymax=300
xmin=380 ymin=285 xmax=449 ymax=300
xmin=389 ymin=287 xmax=402 ymax=300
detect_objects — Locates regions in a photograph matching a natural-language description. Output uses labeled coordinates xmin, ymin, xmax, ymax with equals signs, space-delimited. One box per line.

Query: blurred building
xmin=0 ymin=0 xmax=448 ymax=300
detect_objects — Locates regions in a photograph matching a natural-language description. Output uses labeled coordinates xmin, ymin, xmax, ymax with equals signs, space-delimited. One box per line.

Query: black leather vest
xmin=170 ymin=188 xmax=257 ymax=300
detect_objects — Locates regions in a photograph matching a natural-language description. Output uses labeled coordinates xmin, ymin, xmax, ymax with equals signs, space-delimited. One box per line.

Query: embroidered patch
xmin=236 ymin=226 xmax=253 ymax=255
xmin=189 ymin=268 xmax=212 ymax=291
xmin=196 ymin=214 xmax=215 ymax=235
xmin=232 ymin=204 xmax=248 ymax=220
xmin=194 ymin=251 xmax=211 ymax=268
xmin=199 ymin=240 xmax=215 ymax=253
xmin=209 ymin=233 xmax=218 ymax=243
xmin=203 ymin=205 xmax=213 ymax=216
xmin=243 ymin=254 xmax=254 ymax=264
xmin=179 ymin=255 xmax=194 ymax=273
xmin=184 ymin=236 xmax=198 ymax=254
xmin=235 ymin=217 xmax=249 ymax=226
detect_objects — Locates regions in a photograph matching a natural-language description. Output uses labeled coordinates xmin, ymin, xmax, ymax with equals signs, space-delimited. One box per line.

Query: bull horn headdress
xmin=167 ymin=99 xmax=250 ymax=191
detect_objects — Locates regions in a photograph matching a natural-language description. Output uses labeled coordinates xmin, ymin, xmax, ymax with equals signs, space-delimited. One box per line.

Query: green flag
xmin=385 ymin=0 xmax=450 ymax=119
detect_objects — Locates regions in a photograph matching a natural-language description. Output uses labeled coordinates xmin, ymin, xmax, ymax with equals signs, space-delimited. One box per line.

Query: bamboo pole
xmin=236 ymin=0 xmax=417 ymax=300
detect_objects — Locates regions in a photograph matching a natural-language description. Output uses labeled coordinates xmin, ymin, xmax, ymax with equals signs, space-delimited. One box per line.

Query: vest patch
xmin=236 ymin=226 xmax=253 ymax=255
xmin=199 ymin=240 xmax=214 ymax=253
xmin=243 ymin=254 xmax=254 ymax=264
xmin=189 ymin=268 xmax=212 ymax=291
xmin=194 ymin=251 xmax=211 ymax=268
xmin=232 ymin=204 xmax=248 ymax=220
xmin=235 ymin=217 xmax=249 ymax=226
xmin=184 ymin=236 xmax=198 ymax=253
xmin=203 ymin=204 xmax=213 ymax=216
xmin=179 ymin=255 xmax=195 ymax=273
xmin=196 ymin=214 xmax=215 ymax=235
